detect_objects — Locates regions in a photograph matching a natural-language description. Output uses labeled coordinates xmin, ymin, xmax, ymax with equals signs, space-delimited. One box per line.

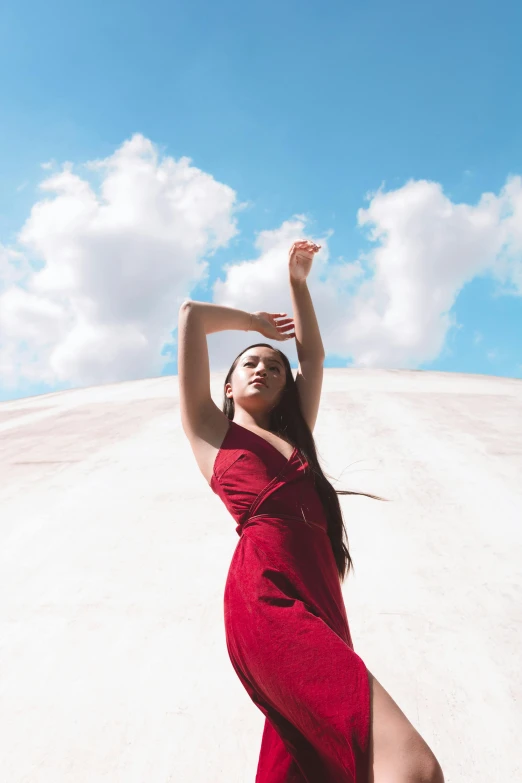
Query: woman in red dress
xmin=178 ymin=241 xmax=444 ymax=782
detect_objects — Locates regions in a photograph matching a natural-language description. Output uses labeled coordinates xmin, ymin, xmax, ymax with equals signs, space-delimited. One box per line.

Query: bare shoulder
xmin=183 ymin=401 xmax=231 ymax=486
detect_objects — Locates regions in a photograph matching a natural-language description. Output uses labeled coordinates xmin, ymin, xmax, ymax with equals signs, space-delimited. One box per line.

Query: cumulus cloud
xmin=0 ymin=134 xmax=238 ymax=389
xmin=209 ymin=217 xmax=343 ymax=368
xmin=2 ymin=137 xmax=521 ymax=393
xmin=212 ymin=177 xmax=522 ymax=370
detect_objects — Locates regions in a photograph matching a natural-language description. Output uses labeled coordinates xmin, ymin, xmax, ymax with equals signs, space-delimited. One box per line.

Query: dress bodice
xmin=210 ymin=419 xmax=328 ymax=537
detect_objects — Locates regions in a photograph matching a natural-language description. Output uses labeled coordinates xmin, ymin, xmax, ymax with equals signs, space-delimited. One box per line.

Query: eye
xmin=244 ymin=361 xmax=280 ymax=372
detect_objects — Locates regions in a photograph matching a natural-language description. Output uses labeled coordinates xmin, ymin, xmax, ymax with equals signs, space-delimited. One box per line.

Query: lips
xmin=250 ymin=380 xmax=266 ymax=387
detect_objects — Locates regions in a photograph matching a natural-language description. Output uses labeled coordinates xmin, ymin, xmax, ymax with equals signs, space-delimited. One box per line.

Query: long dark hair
xmin=223 ymin=342 xmax=387 ymax=583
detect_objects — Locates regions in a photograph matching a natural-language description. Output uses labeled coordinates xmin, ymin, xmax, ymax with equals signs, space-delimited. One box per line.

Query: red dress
xmin=211 ymin=419 xmax=371 ymax=782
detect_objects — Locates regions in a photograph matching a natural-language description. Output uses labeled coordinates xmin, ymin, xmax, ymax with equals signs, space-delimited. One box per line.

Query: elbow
xmin=178 ymin=299 xmax=196 ymax=323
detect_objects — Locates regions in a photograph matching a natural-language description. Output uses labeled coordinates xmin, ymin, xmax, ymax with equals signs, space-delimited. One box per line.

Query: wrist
xmin=246 ymin=312 xmax=255 ymax=331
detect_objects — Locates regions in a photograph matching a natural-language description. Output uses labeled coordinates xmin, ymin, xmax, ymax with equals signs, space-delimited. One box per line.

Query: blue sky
xmin=0 ymin=0 xmax=521 ymax=401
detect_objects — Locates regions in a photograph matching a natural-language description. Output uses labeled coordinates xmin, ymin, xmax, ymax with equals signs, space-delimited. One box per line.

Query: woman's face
xmin=226 ymin=348 xmax=287 ymax=410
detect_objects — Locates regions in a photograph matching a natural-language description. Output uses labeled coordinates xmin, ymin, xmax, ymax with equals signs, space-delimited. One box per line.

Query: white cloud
xmin=214 ymin=217 xmax=328 ymax=306
xmin=212 ymin=177 xmax=522 ymax=370
xmin=208 ymin=218 xmax=338 ymax=368
xmin=2 ymin=142 xmax=522 ymax=392
xmin=0 ymin=134 xmax=238 ymax=389
xmin=0 ymin=245 xmax=32 ymax=289
xmin=343 ymin=179 xmax=506 ymax=366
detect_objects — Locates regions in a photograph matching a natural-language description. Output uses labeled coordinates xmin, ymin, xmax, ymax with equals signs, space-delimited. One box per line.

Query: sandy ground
xmin=0 ymin=368 xmax=521 ymax=782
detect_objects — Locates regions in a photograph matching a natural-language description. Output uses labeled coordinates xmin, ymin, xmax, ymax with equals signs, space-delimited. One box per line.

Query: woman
xmin=177 ymin=240 xmax=444 ymax=782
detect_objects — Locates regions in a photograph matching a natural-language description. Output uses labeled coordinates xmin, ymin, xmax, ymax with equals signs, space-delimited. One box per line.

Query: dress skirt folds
xmin=211 ymin=420 xmax=371 ymax=782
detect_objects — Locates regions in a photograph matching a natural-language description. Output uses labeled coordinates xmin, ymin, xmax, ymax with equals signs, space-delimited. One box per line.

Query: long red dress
xmin=210 ymin=419 xmax=371 ymax=782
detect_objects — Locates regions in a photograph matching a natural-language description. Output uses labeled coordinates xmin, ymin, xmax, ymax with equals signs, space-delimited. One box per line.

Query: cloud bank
xmin=0 ymin=134 xmax=238 ymax=389
xmin=212 ymin=177 xmax=521 ymax=369
xmin=1 ymin=134 xmax=521 ymax=393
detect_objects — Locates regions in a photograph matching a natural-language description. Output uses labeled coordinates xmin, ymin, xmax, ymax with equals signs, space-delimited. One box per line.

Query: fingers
xmin=273 ymin=313 xmax=293 ymax=323
xmin=266 ymin=312 xmax=295 ymax=339
xmin=278 ymin=322 xmax=295 ymax=339
xmin=275 ymin=315 xmax=294 ymax=332
xmin=292 ymin=239 xmax=321 ymax=253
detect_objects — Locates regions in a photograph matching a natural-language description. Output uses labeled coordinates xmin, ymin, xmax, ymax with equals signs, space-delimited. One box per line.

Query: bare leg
xmin=367 ymin=670 xmax=444 ymax=783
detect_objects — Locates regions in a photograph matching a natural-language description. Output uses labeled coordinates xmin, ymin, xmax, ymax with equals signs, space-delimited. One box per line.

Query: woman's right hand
xmin=250 ymin=311 xmax=296 ymax=341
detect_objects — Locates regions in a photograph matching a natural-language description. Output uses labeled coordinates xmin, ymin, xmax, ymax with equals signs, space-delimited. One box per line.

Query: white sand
xmin=0 ymin=368 xmax=520 ymax=782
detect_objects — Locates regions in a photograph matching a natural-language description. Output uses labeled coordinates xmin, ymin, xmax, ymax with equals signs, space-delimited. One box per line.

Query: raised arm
xmin=177 ymin=300 xmax=252 ymax=441
xmin=178 ymin=300 xmax=295 ymax=483
xmin=288 ymin=241 xmax=325 ymax=432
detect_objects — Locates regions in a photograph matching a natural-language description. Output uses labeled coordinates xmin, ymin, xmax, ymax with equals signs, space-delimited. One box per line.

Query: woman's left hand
xmin=288 ymin=240 xmax=321 ymax=282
